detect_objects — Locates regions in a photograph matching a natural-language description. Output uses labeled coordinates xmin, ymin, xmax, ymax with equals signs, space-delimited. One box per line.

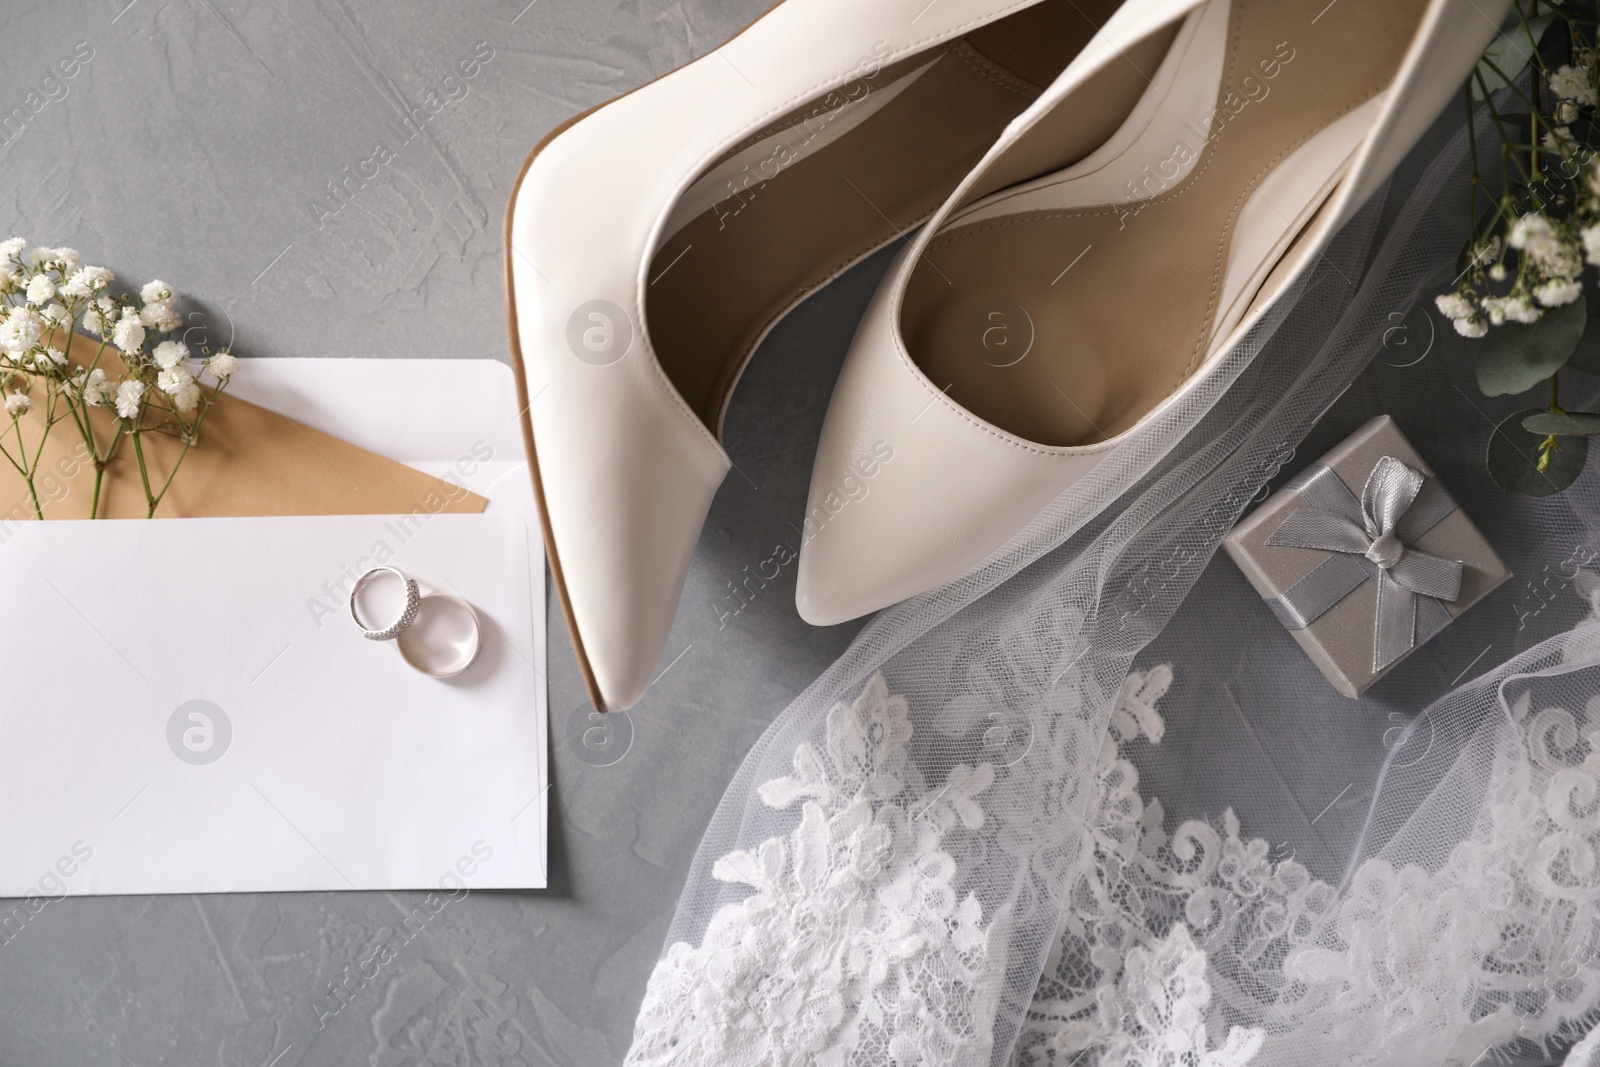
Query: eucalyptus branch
xmin=1439 ymin=1 xmax=1600 ymax=493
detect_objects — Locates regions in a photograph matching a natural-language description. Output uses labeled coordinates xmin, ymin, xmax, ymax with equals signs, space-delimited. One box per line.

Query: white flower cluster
xmin=1436 ymin=48 xmax=1600 ymax=341
xmin=0 ymin=237 xmax=247 ymax=519
xmin=1539 ymin=57 xmax=1598 ymax=165
xmin=0 ymin=239 xmax=240 ymax=429
xmin=1435 ymin=198 xmax=1600 ymax=338
xmin=1551 ymin=61 xmax=1597 ymax=109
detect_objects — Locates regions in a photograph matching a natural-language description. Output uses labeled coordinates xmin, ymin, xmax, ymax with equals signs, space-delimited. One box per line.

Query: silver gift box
xmin=1222 ymin=415 xmax=1511 ymax=697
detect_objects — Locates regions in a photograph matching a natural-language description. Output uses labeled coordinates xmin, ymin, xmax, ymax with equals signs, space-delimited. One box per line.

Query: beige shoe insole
xmin=902 ymin=0 xmax=1430 ymax=448
xmin=645 ymin=0 xmax=1129 ymax=437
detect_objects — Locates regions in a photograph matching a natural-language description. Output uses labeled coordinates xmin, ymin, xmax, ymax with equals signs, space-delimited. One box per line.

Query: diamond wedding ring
xmin=349 ymin=566 xmax=421 ymax=641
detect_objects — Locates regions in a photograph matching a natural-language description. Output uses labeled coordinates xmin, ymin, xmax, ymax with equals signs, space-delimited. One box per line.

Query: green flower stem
xmin=1529 ymin=1 xmax=1543 ymax=185
xmin=1539 ymin=372 xmax=1564 ymax=474
xmin=60 ymin=336 xmax=122 ymax=520
xmin=57 ymin=327 xmax=98 ymax=449
xmin=0 ymin=418 xmax=35 ymax=496
xmin=0 ymin=446 xmax=28 ymax=488
xmin=1480 ymin=58 xmax=1547 ymax=213
xmin=1480 ymin=55 xmax=1544 ymax=123
xmin=130 ymin=427 xmax=156 ymax=517
xmin=1476 ymin=70 xmax=1535 ymax=220
xmin=5 ymin=409 xmax=42 ymax=520
xmin=147 ymin=387 xmax=226 ymax=517
xmin=92 ymin=420 xmax=128 ymax=518
xmin=1467 ymin=85 xmax=1482 ymax=243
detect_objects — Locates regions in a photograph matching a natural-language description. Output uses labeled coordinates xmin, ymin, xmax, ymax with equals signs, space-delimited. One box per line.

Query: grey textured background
xmin=0 ymin=1 xmax=872 ymax=1063
xmin=6 ymin=4 xmax=1578 ymax=1065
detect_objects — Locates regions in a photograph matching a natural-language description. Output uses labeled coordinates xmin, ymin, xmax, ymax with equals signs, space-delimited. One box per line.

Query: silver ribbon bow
xmin=1264 ymin=455 xmax=1464 ymax=672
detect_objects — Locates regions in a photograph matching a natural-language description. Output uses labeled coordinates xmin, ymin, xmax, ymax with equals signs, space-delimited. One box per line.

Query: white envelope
xmin=0 ymin=359 xmax=548 ymax=897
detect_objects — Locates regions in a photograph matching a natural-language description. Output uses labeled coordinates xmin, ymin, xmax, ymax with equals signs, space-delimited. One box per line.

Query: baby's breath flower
xmin=152 ymin=340 xmax=188 ymax=370
xmin=1436 ymin=291 xmax=1492 ymax=337
xmin=80 ymin=368 xmax=113 ymax=407
xmin=1509 ymin=212 xmax=1581 ymax=275
xmin=1506 ymin=295 xmax=1542 ymax=324
xmin=23 ymin=275 xmax=54 ymax=306
xmin=138 ymin=301 xmax=180 ymax=332
xmin=1510 ymin=212 xmax=1557 ymax=253
xmin=1558 ymin=99 xmax=1583 ymax=125
xmin=171 ymin=381 xmax=202 ymax=413
xmin=0 ymin=245 xmax=240 ymax=519
xmin=1536 ymin=277 xmax=1584 ymax=307
xmin=1482 ymin=295 xmax=1540 ymax=326
xmin=1489 ymin=263 xmax=1509 ymax=281
xmin=1582 ymin=224 xmax=1600 ymax=268
xmin=1435 ymin=292 xmax=1475 ymax=321
xmin=112 ymin=310 xmax=146 ymax=354
xmin=61 ymin=265 xmax=113 ymax=297
xmin=1551 ymin=65 xmax=1598 ymax=107
xmin=1544 ymin=126 xmax=1579 ymax=157
xmin=114 ymin=379 xmax=144 ymax=420
xmin=206 ymin=351 xmax=238 ymax=380
xmin=82 ymin=296 xmax=115 ymax=339
xmin=0 ymin=308 xmax=43 ymax=353
xmin=157 ymin=367 xmax=193 ymax=396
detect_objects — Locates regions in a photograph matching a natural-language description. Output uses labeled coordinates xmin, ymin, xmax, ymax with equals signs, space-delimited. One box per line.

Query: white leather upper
xmin=796 ymin=241 xmax=1111 ymax=624
xmin=796 ymin=0 xmax=1512 ymax=627
xmin=508 ymin=0 xmax=1052 ymax=708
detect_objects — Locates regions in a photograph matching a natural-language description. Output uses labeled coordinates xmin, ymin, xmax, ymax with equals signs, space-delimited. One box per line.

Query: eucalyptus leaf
xmin=1523 ymin=411 xmax=1600 ymax=435
xmin=1473 ymin=13 xmax=1554 ymax=99
xmin=1475 ymin=300 xmax=1588 ymax=396
xmin=1564 ymin=311 xmax=1600 ymax=375
xmin=1488 ymin=408 xmax=1588 ymax=494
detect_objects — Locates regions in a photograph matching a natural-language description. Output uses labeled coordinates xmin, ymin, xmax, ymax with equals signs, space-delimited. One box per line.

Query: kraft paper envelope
xmin=0 ymin=337 xmax=487 ymax=521
xmin=0 ymin=512 xmax=546 ymax=895
xmin=0 ymin=356 xmax=547 ymax=898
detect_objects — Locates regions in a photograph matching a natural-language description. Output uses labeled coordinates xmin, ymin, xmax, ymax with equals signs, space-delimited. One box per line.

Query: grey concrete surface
xmin=0 ymin=1 xmax=868 ymax=1063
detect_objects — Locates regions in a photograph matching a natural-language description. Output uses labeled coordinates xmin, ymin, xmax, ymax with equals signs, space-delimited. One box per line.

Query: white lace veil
xmin=623 ymin=93 xmax=1600 ymax=1067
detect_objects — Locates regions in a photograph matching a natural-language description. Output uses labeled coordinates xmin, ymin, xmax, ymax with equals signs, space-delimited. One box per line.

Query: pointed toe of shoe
xmin=794 ymin=535 xmax=877 ymax=627
xmin=533 ymin=388 xmax=728 ymax=712
xmin=796 ymin=277 xmax=1109 ymax=623
xmin=795 ymin=409 xmax=1068 ymax=625
xmin=584 ymin=625 xmax=659 ymax=713
xmin=509 ymin=122 xmax=732 ymax=713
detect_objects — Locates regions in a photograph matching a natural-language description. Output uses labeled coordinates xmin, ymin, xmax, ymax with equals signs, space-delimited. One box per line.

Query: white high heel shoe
xmin=795 ymin=0 xmax=1510 ymax=626
xmin=505 ymin=0 xmax=1131 ymax=710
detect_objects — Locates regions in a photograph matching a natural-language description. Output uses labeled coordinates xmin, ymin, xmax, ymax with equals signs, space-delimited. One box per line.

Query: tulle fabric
xmin=624 ymin=95 xmax=1600 ymax=1067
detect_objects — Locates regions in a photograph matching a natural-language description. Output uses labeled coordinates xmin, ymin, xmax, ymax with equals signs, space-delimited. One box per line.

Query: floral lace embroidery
xmin=625 ymin=675 xmax=1000 ymax=1067
xmin=630 ymin=654 xmax=1600 ymax=1066
xmin=1020 ymin=661 xmax=1600 ymax=1067
xmin=1018 ymin=666 xmax=1269 ymax=1067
